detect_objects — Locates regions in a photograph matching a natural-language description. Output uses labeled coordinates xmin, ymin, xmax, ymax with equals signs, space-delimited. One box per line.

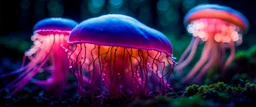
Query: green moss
xmin=234 ymin=51 xmax=249 ymax=62
xmin=249 ymin=45 xmax=256 ymax=57
xmin=185 ymin=84 xmax=199 ymax=96
xmin=198 ymin=85 xmax=207 ymax=93
xmin=184 ymin=81 xmax=256 ymax=100
xmin=245 ymin=81 xmax=256 ymax=91
xmin=170 ymin=95 xmax=213 ymax=107
xmin=236 ymin=85 xmax=244 ymax=92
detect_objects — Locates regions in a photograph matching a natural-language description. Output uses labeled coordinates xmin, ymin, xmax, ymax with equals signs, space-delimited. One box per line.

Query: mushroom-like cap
xmin=33 ymin=18 xmax=78 ymax=35
xmin=184 ymin=4 xmax=249 ymax=33
xmin=68 ymin=14 xmax=173 ymax=55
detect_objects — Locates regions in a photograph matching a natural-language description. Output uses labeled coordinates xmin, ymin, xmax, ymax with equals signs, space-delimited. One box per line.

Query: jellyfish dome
xmin=1 ymin=18 xmax=78 ymax=96
xmin=66 ymin=14 xmax=175 ymax=98
xmin=176 ymin=4 xmax=249 ymax=83
xmin=34 ymin=18 xmax=78 ymax=35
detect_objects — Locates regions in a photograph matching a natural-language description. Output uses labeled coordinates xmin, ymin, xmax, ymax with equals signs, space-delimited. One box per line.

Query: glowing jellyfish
xmin=65 ymin=14 xmax=175 ymax=98
xmin=176 ymin=4 xmax=249 ymax=83
xmin=1 ymin=18 xmax=78 ymax=95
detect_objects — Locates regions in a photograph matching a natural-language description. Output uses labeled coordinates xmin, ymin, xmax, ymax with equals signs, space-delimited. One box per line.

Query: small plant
xmin=184 ymin=81 xmax=256 ymax=104
xmin=185 ymin=84 xmax=199 ymax=96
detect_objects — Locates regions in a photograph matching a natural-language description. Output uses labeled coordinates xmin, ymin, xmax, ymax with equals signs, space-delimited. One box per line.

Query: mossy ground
xmin=1 ymin=38 xmax=256 ymax=106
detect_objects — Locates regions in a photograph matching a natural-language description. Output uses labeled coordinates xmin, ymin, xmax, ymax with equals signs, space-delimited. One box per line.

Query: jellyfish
xmin=1 ymin=18 xmax=78 ymax=96
xmin=175 ymin=4 xmax=249 ymax=83
xmin=65 ymin=14 xmax=175 ymax=98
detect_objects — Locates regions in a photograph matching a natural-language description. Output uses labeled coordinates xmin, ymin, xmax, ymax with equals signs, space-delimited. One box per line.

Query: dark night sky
xmin=0 ymin=0 xmax=255 ymax=36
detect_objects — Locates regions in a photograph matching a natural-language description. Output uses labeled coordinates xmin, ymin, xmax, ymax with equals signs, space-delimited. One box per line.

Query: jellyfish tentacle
xmin=90 ymin=45 xmax=109 ymax=96
xmin=68 ymin=44 xmax=81 ymax=87
xmin=151 ymin=51 xmax=161 ymax=91
xmin=28 ymin=36 xmax=71 ymax=96
xmin=183 ymin=39 xmax=212 ymax=83
xmin=143 ymin=50 xmax=150 ymax=95
xmin=0 ymin=46 xmax=49 ymax=78
xmin=10 ymin=55 xmax=49 ymax=95
xmin=99 ymin=46 xmax=111 ymax=94
xmin=127 ymin=48 xmax=142 ymax=95
xmin=157 ymin=53 xmax=169 ymax=94
xmin=30 ymin=78 xmax=51 ymax=85
xmin=8 ymin=35 xmax=56 ymax=95
xmin=137 ymin=50 xmax=149 ymax=95
xmin=49 ymin=35 xmax=70 ymax=93
xmin=120 ymin=47 xmax=130 ymax=97
xmin=21 ymin=55 xmax=27 ymax=67
xmin=97 ymin=45 xmax=104 ymax=94
xmin=178 ymin=37 xmax=195 ymax=63
xmin=137 ymin=50 xmax=145 ymax=93
xmin=193 ymin=42 xmax=218 ymax=82
xmin=223 ymin=41 xmax=235 ymax=72
xmin=219 ymin=42 xmax=226 ymax=64
xmin=0 ymin=65 xmax=28 ymax=78
xmin=112 ymin=46 xmax=121 ymax=98
xmin=74 ymin=44 xmax=86 ymax=94
xmin=175 ymin=37 xmax=200 ymax=74
xmin=3 ymin=57 xmax=46 ymax=90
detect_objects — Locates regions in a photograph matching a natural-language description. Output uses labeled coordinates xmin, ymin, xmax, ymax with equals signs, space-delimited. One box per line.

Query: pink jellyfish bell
xmin=66 ymin=14 xmax=175 ymax=98
xmin=1 ymin=18 xmax=78 ymax=96
xmin=176 ymin=4 xmax=249 ymax=83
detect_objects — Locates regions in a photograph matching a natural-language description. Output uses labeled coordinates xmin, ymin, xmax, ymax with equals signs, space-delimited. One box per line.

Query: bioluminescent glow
xmin=176 ymin=4 xmax=249 ymax=83
xmin=65 ymin=14 xmax=175 ymax=98
xmin=1 ymin=18 xmax=78 ymax=96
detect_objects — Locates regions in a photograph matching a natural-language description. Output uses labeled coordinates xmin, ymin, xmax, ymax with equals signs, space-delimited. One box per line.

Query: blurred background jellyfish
xmin=65 ymin=14 xmax=175 ymax=98
xmin=1 ymin=18 xmax=78 ymax=96
xmin=175 ymin=4 xmax=249 ymax=83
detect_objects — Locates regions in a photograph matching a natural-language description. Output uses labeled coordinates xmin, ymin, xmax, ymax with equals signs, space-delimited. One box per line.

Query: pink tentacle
xmin=21 ymin=55 xmax=27 ymax=68
xmin=193 ymin=45 xmax=218 ymax=83
xmin=183 ymin=40 xmax=212 ymax=83
xmin=30 ymin=78 xmax=52 ymax=85
xmin=175 ymin=38 xmax=200 ymax=75
xmin=223 ymin=41 xmax=235 ymax=72
xmin=3 ymin=35 xmax=55 ymax=95
xmin=178 ymin=38 xmax=195 ymax=63
xmin=0 ymin=51 xmax=47 ymax=78
xmin=10 ymin=55 xmax=49 ymax=95
xmin=0 ymin=65 xmax=28 ymax=78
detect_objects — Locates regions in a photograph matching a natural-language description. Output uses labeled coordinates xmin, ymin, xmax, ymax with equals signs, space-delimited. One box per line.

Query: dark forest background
xmin=0 ymin=0 xmax=255 ymax=68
